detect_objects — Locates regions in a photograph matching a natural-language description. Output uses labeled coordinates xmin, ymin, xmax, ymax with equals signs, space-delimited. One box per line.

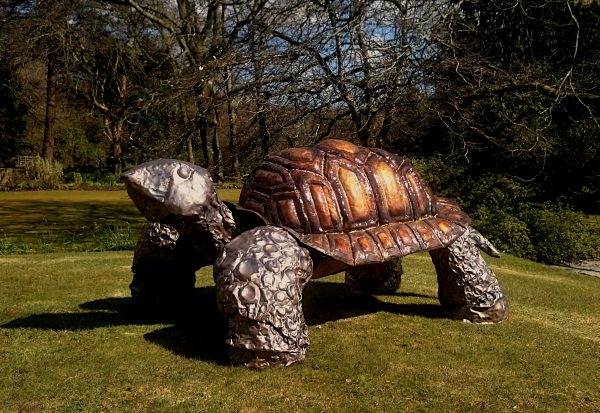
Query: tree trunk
xmin=180 ymin=103 xmax=194 ymax=163
xmin=113 ymin=141 xmax=123 ymax=176
xmin=42 ymin=60 xmax=57 ymax=162
xmin=227 ymin=100 xmax=239 ymax=178
xmin=104 ymin=117 xmax=124 ymax=176
xmin=212 ymin=126 xmax=223 ymax=182
xmin=186 ymin=136 xmax=195 ymax=164
xmin=199 ymin=118 xmax=212 ymax=169
xmin=259 ymin=109 xmax=269 ymax=157
xmin=356 ymin=118 xmax=370 ymax=147
xmin=226 ymin=67 xmax=239 ymax=178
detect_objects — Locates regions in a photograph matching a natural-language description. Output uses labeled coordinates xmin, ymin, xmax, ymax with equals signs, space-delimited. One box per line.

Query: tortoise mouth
xmin=122 ymin=168 xmax=171 ymax=221
xmin=122 ymin=167 xmax=169 ymax=200
xmin=145 ymin=186 xmax=167 ymax=202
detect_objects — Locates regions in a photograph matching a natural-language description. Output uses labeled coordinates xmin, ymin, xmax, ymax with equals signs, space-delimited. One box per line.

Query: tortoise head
xmin=122 ymin=159 xmax=217 ymax=222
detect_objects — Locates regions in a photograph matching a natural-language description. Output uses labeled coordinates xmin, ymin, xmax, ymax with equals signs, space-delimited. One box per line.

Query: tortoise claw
xmin=469 ymin=228 xmax=501 ymax=258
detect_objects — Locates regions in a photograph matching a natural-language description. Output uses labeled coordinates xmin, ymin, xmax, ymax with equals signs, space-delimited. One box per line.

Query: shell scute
xmin=388 ymin=223 xmax=424 ymax=256
xmin=364 ymin=153 xmax=413 ymax=223
xmin=325 ymin=155 xmax=378 ymax=231
xmin=314 ymin=139 xmax=372 ymax=164
xmin=367 ymin=227 xmax=402 ymax=261
xmin=288 ymin=169 xmax=342 ymax=233
xmin=407 ymin=220 xmax=444 ymax=251
xmin=326 ymin=233 xmax=354 ymax=264
xmin=349 ymin=232 xmax=383 ymax=263
xmin=240 ymin=139 xmax=470 ymax=266
xmin=268 ymin=147 xmax=324 ymax=175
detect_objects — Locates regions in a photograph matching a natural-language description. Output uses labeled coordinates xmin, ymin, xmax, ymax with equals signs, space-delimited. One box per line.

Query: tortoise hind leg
xmin=429 ymin=227 xmax=508 ymax=323
xmin=345 ymin=258 xmax=403 ymax=294
xmin=213 ymin=226 xmax=313 ymax=368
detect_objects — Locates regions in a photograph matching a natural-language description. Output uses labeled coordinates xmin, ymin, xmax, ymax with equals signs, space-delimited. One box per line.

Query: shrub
xmin=63 ymin=171 xmax=84 ymax=184
xmin=474 ymin=202 xmax=600 ymax=264
xmin=411 ymin=158 xmax=599 ymax=264
xmin=55 ymin=127 xmax=107 ymax=170
xmin=0 ymin=236 xmax=30 ymax=254
xmin=88 ymin=223 xmax=136 ymax=251
xmin=473 ymin=205 xmax=535 ymax=258
xmin=24 ymin=156 xmax=64 ymax=188
xmin=409 ymin=156 xmax=465 ymax=201
xmin=80 ymin=170 xmax=120 ymax=185
xmin=523 ymin=204 xmax=600 ymax=264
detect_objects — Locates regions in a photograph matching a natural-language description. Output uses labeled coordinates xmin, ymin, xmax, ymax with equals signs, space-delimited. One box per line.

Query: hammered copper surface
xmin=214 ymin=226 xmax=312 ymax=368
xmin=240 ymin=139 xmax=470 ymax=266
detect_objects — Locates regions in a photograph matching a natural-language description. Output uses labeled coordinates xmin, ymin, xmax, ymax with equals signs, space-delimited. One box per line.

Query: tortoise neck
xmin=311 ymin=251 xmax=350 ymax=279
xmin=210 ymin=200 xmax=237 ymax=246
xmin=174 ymin=199 xmax=237 ymax=256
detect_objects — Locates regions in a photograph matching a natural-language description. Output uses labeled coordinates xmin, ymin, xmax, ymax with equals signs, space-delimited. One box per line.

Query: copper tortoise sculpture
xmin=122 ymin=139 xmax=508 ymax=368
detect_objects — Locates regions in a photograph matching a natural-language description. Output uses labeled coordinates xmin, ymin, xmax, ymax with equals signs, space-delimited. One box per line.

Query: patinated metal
xmin=123 ymin=139 xmax=509 ymax=368
xmin=214 ymin=226 xmax=312 ymax=368
xmin=122 ymin=159 xmax=235 ymax=302
xmin=130 ymin=222 xmax=194 ymax=302
xmin=430 ymin=227 xmax=508 ymax=323
xmin=345 ymin=259 xmax=404 ymax=295
xmin=240 ymin=139 xmax=470 ymax=267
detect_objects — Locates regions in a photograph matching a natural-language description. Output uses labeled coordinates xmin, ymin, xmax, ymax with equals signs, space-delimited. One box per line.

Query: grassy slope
xmin=1 ymin=251 xmax=599 ymax=412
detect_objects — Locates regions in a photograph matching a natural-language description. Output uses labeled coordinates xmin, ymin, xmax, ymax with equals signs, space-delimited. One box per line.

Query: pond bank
xmin=556 ymin=260 xmax=600 ymax=278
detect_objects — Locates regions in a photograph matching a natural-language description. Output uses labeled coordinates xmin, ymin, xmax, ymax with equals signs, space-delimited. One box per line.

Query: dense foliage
xmin=0 ymin=0 xmax=598 ymax=262
xmin=414 ymin=157 xmax=600 ymax=264
xmin=0 ymin=55 xmax=28 ymax=162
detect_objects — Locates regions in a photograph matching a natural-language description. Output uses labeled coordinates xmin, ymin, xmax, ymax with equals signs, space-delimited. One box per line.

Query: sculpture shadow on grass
xmin=302 ymin=281 xmax=442 ymax=325
xmin=1 ymin=281 xmax=441 ymax=364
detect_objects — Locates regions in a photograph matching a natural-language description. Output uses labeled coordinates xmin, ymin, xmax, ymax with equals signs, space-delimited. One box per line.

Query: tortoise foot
xmin=345 ymin=259 xmax=403 ymax=295
xmin=227 ymin=317 xmax=307 ymax=368
xmin=130 ymin=222 xmax=199 ymax=305
xmin=229 ymin=347 xmax=305 ymax=369
xmin=445 ymin=295 xmax=509 ymax=324
xmin=430 ymin=226 xmax=509 ymax=323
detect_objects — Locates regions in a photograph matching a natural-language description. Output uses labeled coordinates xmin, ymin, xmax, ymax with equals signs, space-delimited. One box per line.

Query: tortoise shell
xmin=239 ymin=139 xmax=470 ymax=266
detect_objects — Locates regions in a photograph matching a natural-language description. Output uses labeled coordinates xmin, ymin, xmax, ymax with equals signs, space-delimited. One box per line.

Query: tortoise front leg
xmin=345 ymin=258 xmax=403 ymax=294
xmin=130 ymin=222 xmax=198 ymax=304
xmin=429 ymin=227 xmax=509 ymax=323
xmin=213 ymin=226 xmax=313 ymax=368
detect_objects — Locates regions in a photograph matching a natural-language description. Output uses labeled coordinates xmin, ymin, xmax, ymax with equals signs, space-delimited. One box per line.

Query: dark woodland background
xmin=1 ymin=0 xmax=599 ymax=263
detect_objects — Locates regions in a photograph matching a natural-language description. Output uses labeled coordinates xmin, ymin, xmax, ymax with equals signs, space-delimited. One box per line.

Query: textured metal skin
xmin=429 ymin=227 xmax=509 ymax=323
xmin=345 ymin=259 xmax=404 ymax=294
xmin=123 ymin=160 xmax=236 ymax=304
xmin=122 ymin=159 xmax=216 ymax=222
xmin=130 ymin=222 xmax=200 ymax=302
xmin=122 ymin=159 xmax=236 ymax=247
xmin=214 ymin=226 xmax=313 ymax=368
xmin=240 ymin=139 xmax=470 ymax=266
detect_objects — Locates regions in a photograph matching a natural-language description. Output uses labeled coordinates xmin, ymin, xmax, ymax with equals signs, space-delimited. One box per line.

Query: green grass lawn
xmin=1 ymin=191 xmax=599 ymax=412
xmin=1 ymin=250 xmax=599 ymax=412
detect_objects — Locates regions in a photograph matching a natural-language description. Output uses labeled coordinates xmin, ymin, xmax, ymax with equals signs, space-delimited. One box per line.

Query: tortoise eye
xmin=177 ymin=164 xmax=192 ymax=179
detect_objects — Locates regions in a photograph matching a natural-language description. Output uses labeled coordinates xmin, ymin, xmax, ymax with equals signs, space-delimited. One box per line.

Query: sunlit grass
xmin=1 ymin=251 xmax=599 ymax=412
xmin=1 ymin=190 xmax=599 ymax=411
